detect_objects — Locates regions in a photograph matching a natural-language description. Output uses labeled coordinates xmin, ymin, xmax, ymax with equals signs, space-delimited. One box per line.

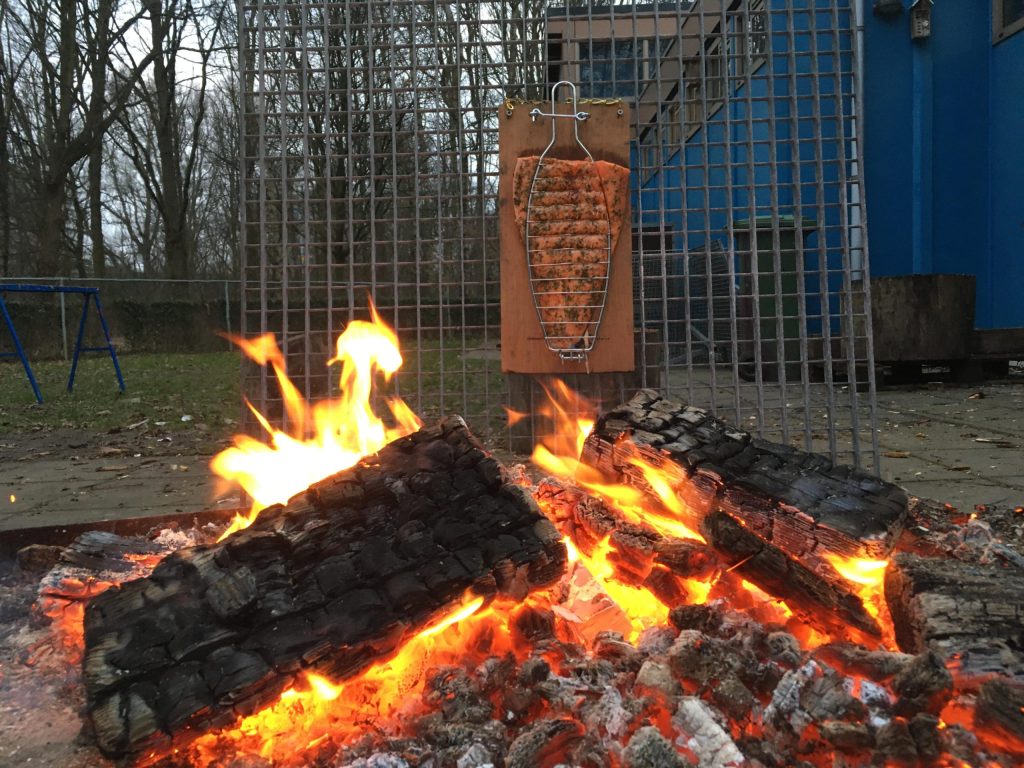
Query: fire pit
xmin=3 ymin=310 xmax=1023 ymax=768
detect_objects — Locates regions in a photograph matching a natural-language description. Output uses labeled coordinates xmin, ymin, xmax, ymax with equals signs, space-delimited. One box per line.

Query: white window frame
xmin=994 ymin=0 xmax=1024 ymax=43
xmin=705 ymin=39 xmax=725 ymax=106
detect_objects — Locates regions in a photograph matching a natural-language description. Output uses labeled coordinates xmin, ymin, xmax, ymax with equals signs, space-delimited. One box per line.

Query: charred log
xmin=535 ymin=480 xmax=718 ymax=587
xmin=976 ymin=679 xmax=1024 ymax=753
xmin=576 ymin=391 xmax=909 ymax=637
xmin=884 ymin=552 xmax=1024 ymax=686
xmin=82 ymin=417 xmax=567 ymax=761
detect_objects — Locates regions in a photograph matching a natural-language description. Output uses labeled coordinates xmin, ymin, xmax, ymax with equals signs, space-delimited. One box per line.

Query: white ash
xmin=673 ymin=697 xmax=744 ymax=767
xmin=455 ymin=743 xmax=494 ymax=768
xmin=635 ymin=659 xmax=682 ymax=699
xmin=636 ymin=626 xmax=678 ymax=655
xmin=342 ymin=754 xmax=410 ymax=768
xmin=580 ymin=686 xmax=634 ymax=740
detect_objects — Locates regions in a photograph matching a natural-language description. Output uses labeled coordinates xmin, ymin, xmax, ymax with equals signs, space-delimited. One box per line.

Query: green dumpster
xmin=733 ymin=216 xmax=816 ymax=379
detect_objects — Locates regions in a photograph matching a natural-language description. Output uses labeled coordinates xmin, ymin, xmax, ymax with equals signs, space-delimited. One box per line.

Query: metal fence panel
xmin=239 ymin=0 xmax=880 ymax=470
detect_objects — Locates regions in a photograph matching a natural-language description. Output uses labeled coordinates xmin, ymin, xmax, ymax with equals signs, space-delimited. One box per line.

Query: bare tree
xmin=0 ymin=0 xmax=11 ymax=275
xmin=2 ymin=0 xmax=159 ymax=276
xmin=112 ymin=0 xmax=229 ymax=291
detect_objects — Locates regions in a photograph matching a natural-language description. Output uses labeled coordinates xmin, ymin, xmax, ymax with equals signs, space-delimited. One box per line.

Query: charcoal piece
xmin=884 ymin=552 xmax=1024 ymax=685
xmin=710 ymin=674 xmax=755 ymax=722
xmin=581 ymin=390 xmax=909 ymax=638
xmin=505 ymin=718 xmax=586 ymax=768
xmin=669 ymin=603 xmax=724 ymax=635
xmin=813 ymin=643 xmax=913 ymax=682
xmin=622 ymin=726 xmax=688 ymax=768
xmin=17 ymin=543 xmax=65 ymax=571
xmin=592 ymin=631 xmax=640 ymax=667
xmin=765 ymin=632 xmax=803 ymax=667
xmin=873 ymin=719 xmax=918 ymax=763
xmin=892 ymin=650 xmax=954 ymax=716
xmin=975 ymin=679 xmax=1024 ymax=752
xmin=819 ymin=720 xmax=874 ymax=752
xmin=908 ymin=713 xmax=942 ymax=762
xmin=82 ymin=417 xmax=566 ymax=762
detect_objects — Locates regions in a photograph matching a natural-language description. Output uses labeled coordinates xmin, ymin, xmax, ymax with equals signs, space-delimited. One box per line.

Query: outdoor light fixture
xmin=910 ymin=0 xmax=933 ymax=39
xmin=872 ymin=0 xmax=903 ymax=16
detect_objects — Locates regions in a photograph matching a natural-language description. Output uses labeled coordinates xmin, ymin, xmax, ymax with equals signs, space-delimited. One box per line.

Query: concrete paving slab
xmin=0 ymin=454 xmax=237 ymax=534
xmin=0 ymin=379 xmax=1021 ymax=542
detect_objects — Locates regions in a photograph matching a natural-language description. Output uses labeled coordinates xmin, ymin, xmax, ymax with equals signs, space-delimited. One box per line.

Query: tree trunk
xmin=150 ymin=0 xmax=190 ymax=292
xmin=87 ymin=0 xmax=113 ymax=277
xmin=38 ymin=176 xmax=67 ymax=275
xmin=89 ymin=144 xmax=105 ymax=276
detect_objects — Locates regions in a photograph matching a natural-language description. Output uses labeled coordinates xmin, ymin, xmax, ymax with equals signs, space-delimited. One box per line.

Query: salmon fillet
xmin=513 ymin=156 xmax=629 ymax=352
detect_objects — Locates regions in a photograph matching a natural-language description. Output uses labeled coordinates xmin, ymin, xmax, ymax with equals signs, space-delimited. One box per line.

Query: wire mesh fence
xmin=239 ymin=0 xmax=880 ymax=469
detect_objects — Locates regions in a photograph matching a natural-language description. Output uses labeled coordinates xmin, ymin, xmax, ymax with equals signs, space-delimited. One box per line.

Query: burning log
xmin=535 ymin=480 xmax=717 ymax=603
xmin=82 ymin=417 xmax=566 ymax=761
xmin=579 ymin=390 xmax=909 ymax=638
xmin=884 ymin=552 xmax=1024 ymax=686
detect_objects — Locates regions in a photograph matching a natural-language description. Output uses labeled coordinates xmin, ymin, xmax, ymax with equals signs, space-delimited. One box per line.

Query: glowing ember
xmin=211 ymin=302 xmax=421 ymax=539
xmin=192 ymin=592 xmax=499 ymax=763
xmin=562 ymin=536 xmax=669 ymax=642
xmin=531 ymin=380 xmax=704 ymax=544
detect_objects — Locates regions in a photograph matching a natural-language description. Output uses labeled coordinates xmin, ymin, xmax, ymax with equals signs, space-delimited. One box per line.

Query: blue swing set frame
xmin=0 ymin=284 xmax=125 ymax=403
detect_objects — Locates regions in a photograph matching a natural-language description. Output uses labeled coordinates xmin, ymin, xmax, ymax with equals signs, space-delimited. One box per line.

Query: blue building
xmin=864 ymin=1 xmax=1024 ymax=329
xmin=550 ymin=0 xmax=1024 ymax=351
xmin=551 ymin=0 xmax=863 ymax=359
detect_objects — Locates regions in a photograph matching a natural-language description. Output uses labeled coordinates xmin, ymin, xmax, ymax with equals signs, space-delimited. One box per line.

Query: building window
xmin=705 ymin=39 xmax=725 ymax=105
xmin=682 ymin=37 xmax=726 ymax=131
xmin=578 ymin=37 xmax=672 ymax=99
xmin=731 ymin=0 xmax=768 ymax=77
xmin=749 ymin=0 xmax=768 ymax=56
xmin=666 ymin=103 xmax=681 ymax=148
xmin=684 ymin=63 xmax=703 ymax=126
xmin=995 ymin=0 xmax=1024 ymax=42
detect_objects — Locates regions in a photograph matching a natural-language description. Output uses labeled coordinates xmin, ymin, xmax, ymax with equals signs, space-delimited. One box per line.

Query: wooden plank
xmin=498 ymin=100 xmax=634 ymax=374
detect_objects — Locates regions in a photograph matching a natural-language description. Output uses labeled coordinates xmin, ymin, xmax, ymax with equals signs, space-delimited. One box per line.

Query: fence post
xmin=224 ymin=279 xmax=232 ymax=345
xmin=59 ymin=276 xmax=68 ymax=360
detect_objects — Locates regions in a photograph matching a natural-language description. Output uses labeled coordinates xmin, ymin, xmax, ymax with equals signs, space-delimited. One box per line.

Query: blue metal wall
xmin=863 ymin=1 xmax=1024 ymax=328
xmin=634 ymin=0 xmax=856 ymax=332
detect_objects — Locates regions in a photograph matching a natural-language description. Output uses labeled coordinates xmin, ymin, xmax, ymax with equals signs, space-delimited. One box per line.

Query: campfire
xmin=20 ymin=306 xmax=1024 ymax=767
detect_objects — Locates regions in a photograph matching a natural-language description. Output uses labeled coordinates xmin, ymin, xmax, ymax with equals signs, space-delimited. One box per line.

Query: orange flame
xmin=504 ymin=406 xmax=528 ymax=428
xmin=823 ymin=553 xmax=895 ymax=647
xmin=211 ymin=302 xmax=421 ymax=539
xmin=823 ymin=554 xmax=888 ymax=618
xmin=530 ymin=380 xmax=704 ymax=544
xmin=562 ymin=536 xmax=669 ymax=643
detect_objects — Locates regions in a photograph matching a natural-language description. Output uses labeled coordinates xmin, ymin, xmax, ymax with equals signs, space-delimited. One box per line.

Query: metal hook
xmin=530 ymin=81 xmax=593 ymax=161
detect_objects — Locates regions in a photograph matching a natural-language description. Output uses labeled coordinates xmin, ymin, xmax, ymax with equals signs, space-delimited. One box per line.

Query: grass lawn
xmin=0 ymin=339 xmax=510 ymax=442
xmin=0 ymin=352 xmax=242 ymax=437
